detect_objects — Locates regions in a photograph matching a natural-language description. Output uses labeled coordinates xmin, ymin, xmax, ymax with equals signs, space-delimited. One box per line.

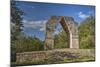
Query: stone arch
xmin=44 ymin=16 xmax=79 ymax=50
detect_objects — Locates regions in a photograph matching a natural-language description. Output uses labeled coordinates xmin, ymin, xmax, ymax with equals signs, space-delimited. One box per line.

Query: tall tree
xmin=79 ymin=16 xmax=95 ymax=49
xmin=11 ymin=1 xmax=24 ymax=42
xmin=11 ymin=1 xmax=24 ymax=62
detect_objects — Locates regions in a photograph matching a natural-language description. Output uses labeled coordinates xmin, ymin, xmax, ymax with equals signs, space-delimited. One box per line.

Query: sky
xmin=15 ymin=1 xmax=95 ymax=41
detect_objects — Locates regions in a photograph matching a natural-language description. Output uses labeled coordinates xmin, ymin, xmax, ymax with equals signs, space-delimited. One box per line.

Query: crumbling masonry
xmin=44 ymin=16 xmax=79 ymax=50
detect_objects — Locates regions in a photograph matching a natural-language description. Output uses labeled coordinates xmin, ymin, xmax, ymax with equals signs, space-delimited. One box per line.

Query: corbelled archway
xmin=44 ymin=16 xmax=79 ymax=50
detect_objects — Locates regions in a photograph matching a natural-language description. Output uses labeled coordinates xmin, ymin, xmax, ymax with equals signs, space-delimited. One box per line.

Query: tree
xmin=12 ymin=36 xmax=44 ymax=53
xmin=11 ymin=1 xmax=24 ymax=42
xmin=11 ymin=1 xmax=24 ymax=62
xmin=54 ymin=30 xmax=69 ymax=49
xmin=79 ymin=16 xmax=95 ymax=49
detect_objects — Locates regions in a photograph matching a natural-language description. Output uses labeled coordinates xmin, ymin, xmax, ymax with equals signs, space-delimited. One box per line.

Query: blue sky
xmin=16 ymin=1 xmax=95 ymax=41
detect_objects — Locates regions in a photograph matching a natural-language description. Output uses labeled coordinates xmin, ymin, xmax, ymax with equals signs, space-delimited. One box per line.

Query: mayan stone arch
xmin=44 ymin=16 xmax=79 ymax=50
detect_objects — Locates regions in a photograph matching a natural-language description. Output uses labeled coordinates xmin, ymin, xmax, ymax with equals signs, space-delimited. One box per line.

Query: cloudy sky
xmin=16 ymin=1 xmax=95 ymax=41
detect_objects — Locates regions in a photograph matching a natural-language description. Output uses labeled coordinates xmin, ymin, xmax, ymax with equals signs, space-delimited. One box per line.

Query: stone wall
xmin=16 ymin=49 xmax=95 ymax=63
xmin=16 ymin=51 xmax=47 ymax=63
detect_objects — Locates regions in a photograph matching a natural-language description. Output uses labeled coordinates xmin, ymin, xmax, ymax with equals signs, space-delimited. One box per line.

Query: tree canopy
xmin=79 ymin=16 xmax=95 ymax=49
xmin=11 ymin=1 xmax=24 ymax=41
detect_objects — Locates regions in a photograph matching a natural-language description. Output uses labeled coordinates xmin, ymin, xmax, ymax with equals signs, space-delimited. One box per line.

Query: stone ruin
xmin=16 ymin=16 xmax=95 ymax=63
xmin=44 ymin=16 xmax=79 ymax=50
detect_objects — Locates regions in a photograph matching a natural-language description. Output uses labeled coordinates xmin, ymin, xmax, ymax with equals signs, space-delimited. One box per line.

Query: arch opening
xmin=44 ymin=16 xmax=79 ymax=50
xmin=54 ymin=17 xmax=70 ymax=49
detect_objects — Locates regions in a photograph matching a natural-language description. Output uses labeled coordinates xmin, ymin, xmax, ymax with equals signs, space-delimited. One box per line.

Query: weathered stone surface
xmin=16 ymin=49 xmax=95 ymax=63
xmin=16 ymin=51 xmax=47 ymax=63
xmin=45 ymin=16 xmax=79 ymax=50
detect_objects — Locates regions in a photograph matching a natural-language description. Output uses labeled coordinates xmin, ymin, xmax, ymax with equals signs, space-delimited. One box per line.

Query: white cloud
xmin=23 ymin=20 xmax=47 ymax=31
xmin=39 ymin=27 xmax=46 ymax=31
xmin=54 ymin=30 xmax=60 ymax=35
xmin=78 ymin=12 xmax=89 ymax=19
xmin=54 ymin=23 xmax=63 ymax=35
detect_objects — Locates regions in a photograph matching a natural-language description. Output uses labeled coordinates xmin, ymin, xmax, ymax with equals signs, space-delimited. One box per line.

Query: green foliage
xmin=11 ymin=1 xmax=24 ymax=41
xmin=54 ymin=16 xmax=95 ymax=49
xmin=11 ymin=34 xmax=44 ymax=62
xmin=54 ymin=30 xmax=69 ymax=49
xmin=11 ymin=1 xmax=44 ymax=53
xmin=11 ymin=1 xmax=24 ymax=62
xmin=79 ymin=16 xmax=95 ymax=49
xmin=11 ymin=36 xmax=44 ymax=53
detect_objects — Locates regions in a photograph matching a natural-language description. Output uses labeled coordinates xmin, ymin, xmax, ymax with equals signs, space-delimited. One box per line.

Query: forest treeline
xmin=54 ymin=16 xmax=95 ymax=49
xmin=11 ymin=1 xmax=95 ymax=53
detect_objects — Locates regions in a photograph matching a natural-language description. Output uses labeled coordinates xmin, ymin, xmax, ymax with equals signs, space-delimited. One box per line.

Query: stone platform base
xmin=16 ymin=49 xmax=95 ymax=64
